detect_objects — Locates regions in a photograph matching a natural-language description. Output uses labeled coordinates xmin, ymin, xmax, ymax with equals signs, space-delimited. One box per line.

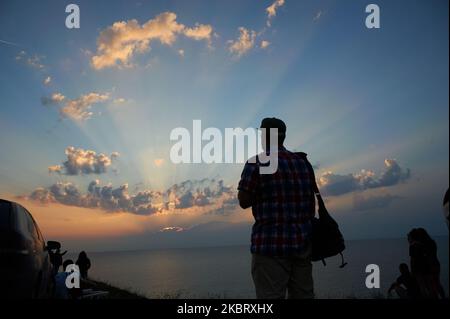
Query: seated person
xmin=388 ymin=263 xmax=421 ymax=299
xmin=55 ymin=259 xmax=81 ymax=299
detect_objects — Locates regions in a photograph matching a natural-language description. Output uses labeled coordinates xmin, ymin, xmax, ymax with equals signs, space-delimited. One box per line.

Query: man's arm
xmin=238 ymin=190 xmax=253 ymax=209
xmin=237 ymin=159 xmax=259 ymax=209
xmin=388 ymin=276 xmax=401 ymax=294
xmin=388 ymin=282 xmax=397 ymax=294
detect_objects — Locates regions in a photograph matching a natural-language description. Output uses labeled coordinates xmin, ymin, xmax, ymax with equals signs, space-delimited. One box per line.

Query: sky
xmin=0 ymin=0 xmax=448 ymax=252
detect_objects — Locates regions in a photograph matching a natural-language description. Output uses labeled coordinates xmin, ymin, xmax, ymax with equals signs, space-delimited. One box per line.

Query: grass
xmin=82 ymin=279 xmax=390 ymax=299
xmin=146 ymin=290 xmax=230 ymax=299
xmin=82 ymin=279 xmax=147 ymax=299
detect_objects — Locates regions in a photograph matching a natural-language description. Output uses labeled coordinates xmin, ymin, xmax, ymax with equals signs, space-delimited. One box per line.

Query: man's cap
xmin=260 ymin=117 xmax=287 ymax=134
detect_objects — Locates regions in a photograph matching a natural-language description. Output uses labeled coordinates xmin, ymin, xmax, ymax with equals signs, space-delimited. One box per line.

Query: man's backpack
xmin=296 ymin=152 xmax=347 ymax=268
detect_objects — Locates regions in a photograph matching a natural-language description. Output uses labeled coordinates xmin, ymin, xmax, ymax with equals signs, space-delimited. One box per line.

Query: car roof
xmin=0 ymin=199 xmax=28 ymax=212
xmin=0 ymin=199 xmax=13 ymax=228
xmin=1 ymin=199 xmax=18 ymax=212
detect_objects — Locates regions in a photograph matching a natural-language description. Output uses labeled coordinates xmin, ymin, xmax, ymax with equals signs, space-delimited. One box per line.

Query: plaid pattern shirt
xmin=238 ymin=147 xmax=316 ymax=256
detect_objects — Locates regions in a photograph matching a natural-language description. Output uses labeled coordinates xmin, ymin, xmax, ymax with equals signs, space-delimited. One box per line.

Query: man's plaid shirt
xmin=238 ymin=147 xmax=316 ymax=256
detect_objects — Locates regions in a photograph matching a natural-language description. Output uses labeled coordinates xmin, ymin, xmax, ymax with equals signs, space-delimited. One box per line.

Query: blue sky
xmin=0 ymin=0 xmax=448 ymax=250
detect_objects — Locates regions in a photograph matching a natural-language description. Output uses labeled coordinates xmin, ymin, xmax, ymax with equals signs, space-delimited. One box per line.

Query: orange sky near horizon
xmin=3 ymin=194 xmax=254 ymax=241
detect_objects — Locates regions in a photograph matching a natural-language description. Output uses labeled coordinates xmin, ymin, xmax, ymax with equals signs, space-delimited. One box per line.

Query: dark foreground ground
xmin=83 ymin=279 xmax=147 ymax=299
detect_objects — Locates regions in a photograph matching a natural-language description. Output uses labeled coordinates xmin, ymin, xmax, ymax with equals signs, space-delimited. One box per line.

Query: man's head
xmin=260 ymin=117 xmax=286 ymax=151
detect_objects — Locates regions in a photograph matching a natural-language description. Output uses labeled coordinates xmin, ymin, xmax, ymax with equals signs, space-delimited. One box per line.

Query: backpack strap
xmin=295 ymin=152 xmax=329 ymax=219
xmin=339 ymin=252 xmax=348 ymax=268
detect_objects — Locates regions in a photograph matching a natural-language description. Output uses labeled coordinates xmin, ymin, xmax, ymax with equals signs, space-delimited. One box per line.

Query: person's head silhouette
xmin=399 ymin=263 xmax=409 ymax=275
xmin=260 ymin=117 xmax=286 ymax=152
xmin=407 ymin=228 xmax=419 ymax=244
xmin=78 ymin=251 xmax=87 ymax=260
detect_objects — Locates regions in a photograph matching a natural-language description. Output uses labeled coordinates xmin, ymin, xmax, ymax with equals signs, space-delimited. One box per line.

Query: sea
xmin=68 ymin=237 xmax=449 ymax=299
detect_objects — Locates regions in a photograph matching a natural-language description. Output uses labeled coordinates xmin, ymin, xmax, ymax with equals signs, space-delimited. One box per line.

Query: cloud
xmin=80 ymin=48 xmax=94 ymax=57
xmin=43 ymin=76 xmax=51 ymax=85
xmin=166 ymin=179 xmax=232 ymax=209
xmin=15 ymin=50 xmax=26 ymax=61
xmin=260 ymin=40 xmax=271 ymax=49
xmin=16 ymin=50 xmax=47 ymax=70
xmin=29 ymin=180 xmax=161 ymax=215
xmin=226 ymin=1 xmax=285 ymax=57
xmin=41 ymin=91 xmax=114 ymax=120
xmin=318 ymin=159 xmax=411 ymax=196
xmin=228 ymin=27 xmax=256 ymax=58
xmin=353 ymin=193 xmax=399 ymax=212
xmin=91 ymin=12 xmax=213 ymax=69
xmin=60 ymin=92 xmax=110 ymax=121
xmin=41 ymin=92 xmax=65 ymax=106
xmin=28 ymin=178 xmax=237 ymax=216
xmin=160 ymin=226 xmax=184 ymax=233
xmin=113 ymin=97 xmax=127 ymax=104
xmin=206 ymin=196 xmax=239 ymax=216
xmin=48 ymin=146 xmax=120 ymax=175
xmin=178 ymin=49 xmax=185 ymax=57
xmin=165 ymin=179 xmax=234 ymax=209
xmin=313 ymin=10 xmax=323 ymax=22
xmin=175 ymin=191 xmax=210 ymax=209
xmin=0 ymin=39 xmax=20 ymax=47
xmin=377 ymin=159 xmax=411 ymax=186
xmin=48 ymin=165 xmax=63 ymax=174
xmin=266 ymin=0 xmax=285 ymax=27
xmin=27 ymin=55 xmax=45 ymax=69
xmin=183 ymin=23 xmax=213 ymax=43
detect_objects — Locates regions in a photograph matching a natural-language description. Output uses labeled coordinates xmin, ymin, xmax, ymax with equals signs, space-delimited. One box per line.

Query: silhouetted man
xmin=55 ymin=259 xmax=76 ymax=299
xmin=49 ymin=248 xmax=67 ymax=276
xmin=238 ymin=118 xmax=315 ymax=299
xmin=388 ymin=263 xmax=421 ymax=299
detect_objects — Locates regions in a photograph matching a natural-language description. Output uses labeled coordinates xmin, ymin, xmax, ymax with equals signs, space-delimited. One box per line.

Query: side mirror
xmin=46 ymin=240 xmax=61 ymax=251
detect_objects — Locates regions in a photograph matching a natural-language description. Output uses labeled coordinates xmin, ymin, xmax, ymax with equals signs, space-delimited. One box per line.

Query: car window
xmin=16 ymin=205 xmax=39 ymax=241
xmin=14 ymin=204 xmax=30 ymax=237
xmin=0 ymin=201 xmax=11 ymax=228
xmin=29 ymin=213 xmax=45 ymax=243
xmin=24 ymin=210 xmax=39 ymax=241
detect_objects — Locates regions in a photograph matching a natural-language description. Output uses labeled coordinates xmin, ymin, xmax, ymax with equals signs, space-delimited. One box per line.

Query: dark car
xmin=0 ymin=199 xmax=60 ymax=298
